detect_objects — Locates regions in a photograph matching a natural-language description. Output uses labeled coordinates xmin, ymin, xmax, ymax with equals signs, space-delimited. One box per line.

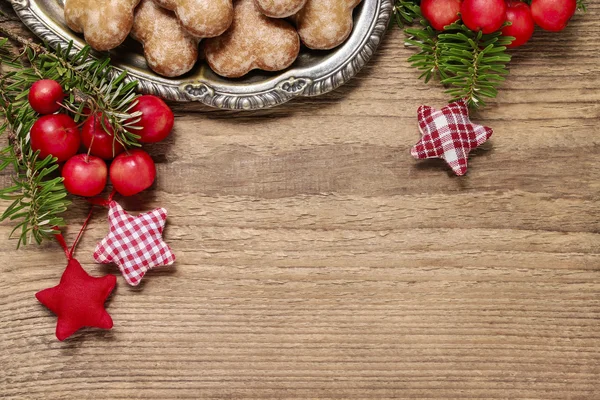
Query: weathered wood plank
xmin=0 ymin=2 xmax=599 ymax=399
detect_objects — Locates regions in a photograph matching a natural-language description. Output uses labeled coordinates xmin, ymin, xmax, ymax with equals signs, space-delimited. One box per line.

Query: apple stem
xmin=86 ymin=121 xmax=95 ymax=160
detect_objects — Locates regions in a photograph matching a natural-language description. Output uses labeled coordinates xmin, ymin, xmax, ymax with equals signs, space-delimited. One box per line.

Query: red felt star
xmin=94 ymin=201 xmax=176 ymax=286
xmin=410 ymin=99 xmax=493 ymax=176
xmin=36 ymin=259 xmax=116 ymax=341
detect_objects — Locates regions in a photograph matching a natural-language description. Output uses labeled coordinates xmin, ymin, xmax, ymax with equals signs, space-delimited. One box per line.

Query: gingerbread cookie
xmin=294 ymin=0 xmax=362 ymax=50
xmin=131 ymin=0 xmax=199 ymax=77
xmin=204 ymin=0 xmax=300 ymax=78
xmin=254 ymin=0 xmax=307 ymax=18
xmin=64 ymin=0 xmax=140 ymax=51
xmin=153 ymin=0 xmax=233 ymax=38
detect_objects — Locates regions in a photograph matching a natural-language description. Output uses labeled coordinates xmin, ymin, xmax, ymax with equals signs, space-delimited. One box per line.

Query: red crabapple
xmin=109 ymin=149 xmax=156 ymax=196
xmin=81 ymin=113 xmax=125 ymax=160
xmin=62 ymin=154 xmax=108 ymax=197
xmin=461 ymin=0 xmax=508 ymax=34
xmin=28 ymin=80 xmax=65 ymax=115
xmin=30 ymin=114 xmax=80 ymax=162
xmin=421 ymin=0 xmax=461 ymax=31
xmin=531 ymin=0 xmax=577 ymax=32
xmin=129 ymin=95 xmax=174 ymax=143
xmin=502 ymin=1 xmax=535 ymax=48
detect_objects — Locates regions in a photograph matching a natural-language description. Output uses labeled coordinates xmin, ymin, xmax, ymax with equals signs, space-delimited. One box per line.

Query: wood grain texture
xmin=1 ymin=2 xmax=599 ymax=398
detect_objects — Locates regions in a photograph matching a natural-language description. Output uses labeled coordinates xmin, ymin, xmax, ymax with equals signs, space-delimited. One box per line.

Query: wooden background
xmin=1 ymin=2 xmax=599 ymax=399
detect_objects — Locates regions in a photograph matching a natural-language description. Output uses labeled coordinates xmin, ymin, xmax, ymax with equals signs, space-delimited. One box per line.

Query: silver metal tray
xmin=10 ymin=0 xmax=393 ymax=109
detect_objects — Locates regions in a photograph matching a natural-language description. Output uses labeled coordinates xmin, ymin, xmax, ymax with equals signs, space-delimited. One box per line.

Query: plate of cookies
xmin=10 ymin=0 xmax=393 ymax=109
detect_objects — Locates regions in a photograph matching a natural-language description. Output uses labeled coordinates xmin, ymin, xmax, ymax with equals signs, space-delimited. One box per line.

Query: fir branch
xmin=393 ymin=0 xmax=422 ymax=29
xmin=439 ymin=23 xmax=513 ymax=108
xmin=400 ymin=0 xmax=587 ymax=108
xmin=405 ymin=22 xmax=513 ymax=108
xmin=405 ymin=26 xmax=446 ymax=83
xmin=0 ymin=34 xmax=143 ymax=147
xmin=0 ymin=89 xmax=69 ymax=247
xmin=0 ymin=34 xmax=141 ymax=246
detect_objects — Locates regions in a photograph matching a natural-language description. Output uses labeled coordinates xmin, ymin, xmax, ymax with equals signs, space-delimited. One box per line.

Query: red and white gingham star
xmin=94 ymin=201 xmax=176 ymax=286
xmin=410 ymin=99 xmax=493 ymax=176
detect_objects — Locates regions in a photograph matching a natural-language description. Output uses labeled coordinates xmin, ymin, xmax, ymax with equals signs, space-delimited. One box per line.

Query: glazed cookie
xmin=254 ymin=0 xmax=307 ymax=18
xmin=131 ymin=0 xmax=199 ymax=77
xmin=153 ymin=0 xmax=233 ymax=38
xmin=204 ymin=0 xmax=300 ymax=78
xmin=294 ymin=0 xmax=362 ymax=50
xmin=64 ymin=0 xmax=140 ymax=51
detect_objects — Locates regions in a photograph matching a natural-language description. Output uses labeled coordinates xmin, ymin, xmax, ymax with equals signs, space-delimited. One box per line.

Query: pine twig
xmin=393 ymin=0 xmax=422 ymax=29
xmin=399 ymin=0 xmax=587 ymax=108
xmin=0 ymin=37 xmax=141 ymax=246
xmin=440 ymin=23 xmax=513 ymax=108
xmin=0 ymin=91 xmax=69 ymax=247
xmin=405 ymin=21 xmax=513 ymax=108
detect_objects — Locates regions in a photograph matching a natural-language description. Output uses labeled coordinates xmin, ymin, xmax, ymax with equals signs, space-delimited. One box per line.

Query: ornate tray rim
xmin=9 ymin=0 xmax=393 ymax=110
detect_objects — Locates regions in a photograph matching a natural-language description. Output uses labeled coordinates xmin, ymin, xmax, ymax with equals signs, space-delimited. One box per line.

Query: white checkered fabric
xmin=94 ymin=201 xmax=176 ymax=286
xmin=410 ymin=99 xmax=493 ymax=176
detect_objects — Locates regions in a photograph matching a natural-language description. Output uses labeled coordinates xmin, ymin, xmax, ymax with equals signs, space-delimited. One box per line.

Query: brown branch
xmin=0 ymin=24 xmax=46 ymax=55
xmin=71 ymin=88 xmax=96 ymax=108
xmin=0 ymin=90 xmax=23 ymax=163
xmin=7 ymin=130 xmax=22 ymax=163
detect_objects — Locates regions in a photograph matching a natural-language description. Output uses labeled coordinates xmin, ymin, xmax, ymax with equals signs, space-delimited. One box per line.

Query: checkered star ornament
xmin=94 ymin=201 xmax=176 ymax=286
xmin=410 ymin=99 xmax=493 ymax=176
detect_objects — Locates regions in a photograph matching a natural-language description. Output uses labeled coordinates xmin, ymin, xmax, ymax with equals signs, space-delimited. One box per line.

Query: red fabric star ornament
xmin=94 ymin=201 xmax=176 ymax=286
xmin=36 ymin=259 xmax=116 ymax=341
xmin=410 ymin=99 xmax=493 ymax=176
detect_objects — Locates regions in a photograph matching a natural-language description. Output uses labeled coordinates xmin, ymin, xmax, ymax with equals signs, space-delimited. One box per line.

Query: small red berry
xmin=28 ymin=80 xmax=65 ymax=115
xmin=502 ymin=1 xmax=535 ymax=48
xmin=30 ymin=114 xmax=80 ymax=162
xmin=421 ymin=0 xmax=461 ymax=31
xmin=531 ymin=0 xmax=576 ymax=32
xmin=461 ymin=0 xmax=508 ymax=34
xmin=81 ymin=113 xmax=125 ymax=160
xmin=62 ymin=154 xmax=108 ymax=197
xmin=130 ymin=95 xmax=174 ymax=143
xmin=110 ymin=149 xmax=156 ymax=196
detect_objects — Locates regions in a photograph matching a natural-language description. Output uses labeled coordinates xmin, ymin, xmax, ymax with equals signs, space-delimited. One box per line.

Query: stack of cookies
xmin=63 ymin=0 xmax=363 ymax=78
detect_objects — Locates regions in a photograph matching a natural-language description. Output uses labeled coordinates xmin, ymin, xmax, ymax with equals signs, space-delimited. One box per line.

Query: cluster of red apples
xmin=27 ymin=79 xmax=174 ymax=198
xmin=421 ymin=0 xmax=579 ymax=47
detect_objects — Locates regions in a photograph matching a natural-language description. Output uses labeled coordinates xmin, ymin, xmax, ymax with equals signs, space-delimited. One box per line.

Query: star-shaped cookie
xmin=36 ymin=259 xmax=116 ymax=341
xmin=410 ymin=99 xmax=493 ymax=176
xmin=94 ymin=201 xmax=176 ymax=286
